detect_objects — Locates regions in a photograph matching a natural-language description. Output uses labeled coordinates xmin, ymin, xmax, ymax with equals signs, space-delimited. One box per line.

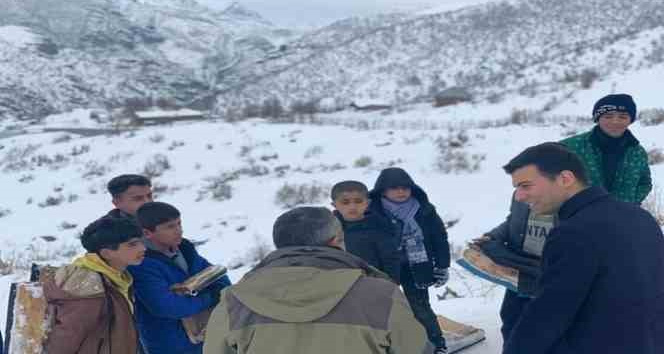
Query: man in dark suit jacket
xmin=501 ymin=142 xmax=664 ymax=354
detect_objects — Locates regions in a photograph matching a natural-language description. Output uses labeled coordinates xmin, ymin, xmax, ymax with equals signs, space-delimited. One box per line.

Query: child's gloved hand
xmin=432 ymin=267 xmax=449 ymax=288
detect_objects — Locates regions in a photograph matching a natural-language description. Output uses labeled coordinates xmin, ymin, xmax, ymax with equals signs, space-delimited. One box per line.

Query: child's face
xmin=101 ymin=238 xmax=146 ymax=269
xmin=383 ymin=186 xmax=412 ymax=203
xmin=332 ymin=191 xmax=369 ymax=221
xmin=112 ymin=185 xmax=153 ymax=216
xmin=145 ymin=217 xmax=183 ymax=251
xmin=597 ymin=111 xmax=631 ymax=137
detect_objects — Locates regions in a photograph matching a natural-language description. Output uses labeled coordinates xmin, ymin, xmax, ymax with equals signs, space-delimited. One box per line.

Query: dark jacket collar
xmin=105 ymin=208 xmax=135 ymax=220
xmin=252 ymin=246 xmax=390 ymax=281
xmin=590 ymin=125 xmax=638 ymax=151
xmin=557 ymin=186 xmax=609 ymax=220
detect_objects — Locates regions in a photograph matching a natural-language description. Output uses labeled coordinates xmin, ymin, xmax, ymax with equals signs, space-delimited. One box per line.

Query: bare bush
xmin=152 ymin=182 xmax=170 ymax=197
xmin=648 ymin=148 xmax=664 ymax=165
xmin=294 ymin=163 xmax=347 ymax=174
xmin=242 ymin=103 xmax=262 ymax=119
xmin=236 ymin=164 xmax=270 ymax=177
xmin=167 ymin=140 xmax=185 ymax=151
xmin=509 ymin=108 xmax=529 ymax=125
xmin=58 ymin=221 xmax=78 ymax=230
xmin=304 ymin=145 xmax=323 ymax=159
xmin=435 ymin=134 xmax=485 ymax=173
xmin=32 ymin=153 xmax=70 ymax=170
xmin=198 ymin=174 xmax=234 ymax=202
xmin=275 ymin=182 xmax=329 ymax=208
xmin=82 ymin=161 xmax=108 ymax=179
xmin=638 ymin=108 xmax=664 ymax=126
xmin=290 ymin=99 xmax=319 ymax=119
xmin=38 ymin=195 xmax=64 ymax=208
xmin=643 ymin=185 xmax=664 ymax=226
xmin=18 ymin=174 xmax=34 ymax=183
xmin=143 ymin=154 xmax=171 ymax=179
xmin=261 ymin=97 xmax=285 ymax=121
xmin=0 ymin=208 xmax=11 ymax=218
xmin=227 ymin=235 xmax=273 ymax=269
xmin=436 ymin=150 xmax=485 ymax=173
xmin=149 ymin=133 xmax=166 ymax=143
xmin=246 ymin=234 xmax=273 ymax=263
xmin=0 ymin=242 xmax=80 ymax=274
xmin=70 ymin=145 xmax=90 ymax=156
xmin=579 ymin=68 xmax=600 ymax=89
xmin=353 ymin=156 xmax=373 ymax=168
xmin=274 ymin=165 xmax=291 ymax=178
xmin=1 ymin=144 xmax=41 ymax=172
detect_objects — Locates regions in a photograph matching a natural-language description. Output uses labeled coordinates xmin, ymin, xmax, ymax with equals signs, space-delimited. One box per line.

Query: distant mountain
xmin=0 ymin=0 xmax=295 ymax=124
xmin=208 ymin=0 xmax=664 ymax=115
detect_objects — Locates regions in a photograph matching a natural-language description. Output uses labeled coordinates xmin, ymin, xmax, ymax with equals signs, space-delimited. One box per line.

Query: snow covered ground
xmin=1 ymin=77 xmax=663 ymax=353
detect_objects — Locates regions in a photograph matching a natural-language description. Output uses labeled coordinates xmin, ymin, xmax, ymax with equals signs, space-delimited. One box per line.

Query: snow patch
xmin=0 ymin=26 xmax=40 ymax=48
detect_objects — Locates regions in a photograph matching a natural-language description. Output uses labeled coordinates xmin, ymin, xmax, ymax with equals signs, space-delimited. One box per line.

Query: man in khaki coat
xmin=204 ymin=207 xmax=432 ymax=354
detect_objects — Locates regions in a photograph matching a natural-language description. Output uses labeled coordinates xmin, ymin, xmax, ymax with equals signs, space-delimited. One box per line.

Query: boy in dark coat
xmin=105 ymin=174 xmax=153 ymax=219
xmin=331 ymin=180 xmax=401 ymax=283
xmin=369 ymin=168 xmax=451 ymax=354
xmin=502 ymin=142 xmax=664 ymax=354
xmin=129 ymin=202 xmax=231 ymax=354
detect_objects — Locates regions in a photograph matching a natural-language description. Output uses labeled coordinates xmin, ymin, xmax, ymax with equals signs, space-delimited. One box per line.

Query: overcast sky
xmin=200 ymin=0 xmax=497 ymax=28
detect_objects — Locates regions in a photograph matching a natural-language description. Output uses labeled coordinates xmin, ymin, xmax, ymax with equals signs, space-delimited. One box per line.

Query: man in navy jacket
xmin=502 ymin=142 xmax=664 ymax=354
xmin=129 ymin=202 xmax=231 ymax=354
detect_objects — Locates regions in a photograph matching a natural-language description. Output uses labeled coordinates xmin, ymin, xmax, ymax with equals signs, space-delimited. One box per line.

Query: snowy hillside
xmin=210 ymin=0 xmax=664 ymax=115
xmin=0 ymin=0 xmax=295 ymax=123
xmin=2 ymin=1 xmax=664 ymax=352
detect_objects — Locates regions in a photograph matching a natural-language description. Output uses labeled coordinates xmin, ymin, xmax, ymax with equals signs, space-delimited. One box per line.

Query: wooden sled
xmin=438 ymin=314 xmax=486 ymax=353
xmin=4 ymin=282 xmax=52 ymax=354
xmin=456 ymin=248 xmax=519 ymax=292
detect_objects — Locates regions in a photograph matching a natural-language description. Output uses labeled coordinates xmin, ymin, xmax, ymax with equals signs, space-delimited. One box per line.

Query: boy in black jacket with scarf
xmin=369 ymin=167 xmax=451 ymax=354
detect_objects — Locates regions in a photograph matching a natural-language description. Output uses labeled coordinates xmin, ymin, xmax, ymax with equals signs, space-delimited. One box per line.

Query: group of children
xmin=42 ymin=175 xmax=230 ymax=354
xmin=31 ymin=166 xmax=452 ymax=354
xmin=331 ymin=167 xmax=451 ymax=354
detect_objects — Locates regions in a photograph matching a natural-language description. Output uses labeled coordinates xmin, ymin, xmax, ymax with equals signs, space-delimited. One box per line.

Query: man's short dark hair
xmin=273 ymin=207 xmax=341 ymax=248
xmin=107 ymin=174 xmax=151 ymax=197
xmin=503 ymin=142 xmax=589 ymax=185
xmin=136 ymin=201 xmax=181 ymax=231
xmin=330 ymin=180 xmax=368 ymax=201
xmin=81 ymin=217 xmax=143 ymax=253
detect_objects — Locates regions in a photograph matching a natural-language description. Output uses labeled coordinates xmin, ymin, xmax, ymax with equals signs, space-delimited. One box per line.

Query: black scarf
xmin=590 ymin=126 xmax=637 ymax=191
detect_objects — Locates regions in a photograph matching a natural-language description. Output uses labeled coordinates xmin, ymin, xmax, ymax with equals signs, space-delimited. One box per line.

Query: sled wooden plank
xmin=437 ymin=314 xmax=486 ymax=353
xmin=6 ymin=282 xmax=51 ymax=354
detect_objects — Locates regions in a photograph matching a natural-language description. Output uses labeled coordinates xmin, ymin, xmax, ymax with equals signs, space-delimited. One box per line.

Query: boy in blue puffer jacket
xmin=129 ymin=201 xmax=231 ymax=354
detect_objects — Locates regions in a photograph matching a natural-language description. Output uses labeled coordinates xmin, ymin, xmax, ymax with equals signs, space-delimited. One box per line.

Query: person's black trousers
xmin=499 ymin=289 xmax=532 ymax=349
xmin=400 ymin=263 xmax=446 ymax=348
